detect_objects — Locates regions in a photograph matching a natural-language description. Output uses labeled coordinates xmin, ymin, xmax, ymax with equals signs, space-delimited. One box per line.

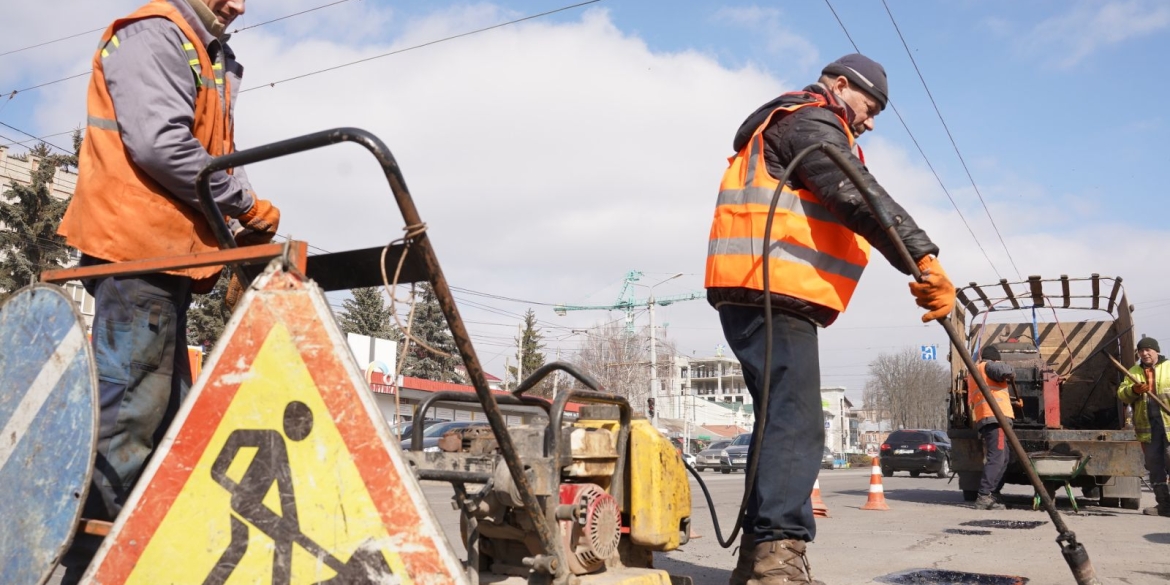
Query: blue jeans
xmin=719 ymin=305 xmax=824 ymax=543
xmin=82 ymin=258 xmax=193 ymax=521
xmin=978 ymin=423 xmax=1010 ymax=495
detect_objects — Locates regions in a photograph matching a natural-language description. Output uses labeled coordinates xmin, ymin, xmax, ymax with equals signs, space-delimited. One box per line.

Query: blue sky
xmin=2 ymin=1 xmax=1168 ymax=401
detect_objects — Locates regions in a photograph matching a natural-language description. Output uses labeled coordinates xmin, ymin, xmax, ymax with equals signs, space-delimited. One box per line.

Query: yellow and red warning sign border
xmin=85 ymin=267 xmax=467 ymax=584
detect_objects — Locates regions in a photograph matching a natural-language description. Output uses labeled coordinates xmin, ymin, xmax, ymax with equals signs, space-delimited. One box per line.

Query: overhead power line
xmin=822 ymin=0 xmax=1004 ymax=281
xmin=240 ymin=0 xmax=603 ymax=93
xmin=880 ymin=0 xmax=1023 ymax=280
xmin=0 ymin=0 xmax=359 ymax=99
xmin=0 ymin=121 xmax=71 ymax=154
xmin=0 ymin=27 xmax=105 ymax=59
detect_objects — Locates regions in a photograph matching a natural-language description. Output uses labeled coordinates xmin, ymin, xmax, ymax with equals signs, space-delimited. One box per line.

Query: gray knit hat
xmin=822 ymin=53 xmax=889 ymax=111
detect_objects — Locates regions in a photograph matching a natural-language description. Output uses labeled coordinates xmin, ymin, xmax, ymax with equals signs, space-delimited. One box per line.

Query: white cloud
xmin=1027 ymin=0 xmax=1170 ymax=68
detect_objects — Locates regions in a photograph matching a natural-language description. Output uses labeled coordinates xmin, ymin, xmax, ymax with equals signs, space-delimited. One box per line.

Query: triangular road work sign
xmin=84 ymin=265 xmax=467 ymax=584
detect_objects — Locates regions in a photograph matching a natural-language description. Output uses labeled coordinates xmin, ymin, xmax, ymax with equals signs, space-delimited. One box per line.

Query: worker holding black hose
xmin=1117 ymin=337 xmax=1170 ymax=517
xmin=704 ymin=53 xmax=954 ymax=584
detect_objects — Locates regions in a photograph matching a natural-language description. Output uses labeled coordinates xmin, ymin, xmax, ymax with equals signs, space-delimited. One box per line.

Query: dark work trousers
xmin=58 ymin=259 xmax=193 ymax=585
xmin=978 ymin=422 xmax=1011 ymax=496
xmin=1143 ymin=397 xmax=1170 ymax=484
xmin=719 ymin=305 xmax=823 ymax=543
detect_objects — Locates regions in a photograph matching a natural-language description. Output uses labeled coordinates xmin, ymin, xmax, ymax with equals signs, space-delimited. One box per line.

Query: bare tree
xmin=568 ymin=321 xmax=653 ymax=415
xmin=863 ymin=347 xmax=949 ymax=430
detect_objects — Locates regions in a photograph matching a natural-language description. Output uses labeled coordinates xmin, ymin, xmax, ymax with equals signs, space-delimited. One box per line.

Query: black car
xmin=879 ymin=429 xmax=951 ymax=478
xmin=720 ymin=433 xmax=752 ymax=473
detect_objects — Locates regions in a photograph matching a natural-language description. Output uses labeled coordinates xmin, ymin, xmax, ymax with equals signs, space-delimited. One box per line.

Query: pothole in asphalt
xmin=960 ymin=520 xmax=1047 ymax=530
xmin=876 ymin=569 xmax=1029 ymax=584
xmin=943 ymin=528 xmax=993 ymax=535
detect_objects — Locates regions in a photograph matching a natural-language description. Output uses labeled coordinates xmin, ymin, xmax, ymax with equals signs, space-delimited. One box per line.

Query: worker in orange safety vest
xmin=966 ymin=345 xmax=1016 ymax=511
xmin=55 ymin=1 xmax=277 ymax=582
xmin=705 ymin=53 xmax=955 ymax=585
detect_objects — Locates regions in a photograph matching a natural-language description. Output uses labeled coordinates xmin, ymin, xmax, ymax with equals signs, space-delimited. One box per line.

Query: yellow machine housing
xmin=575 ymin=418 xmax=691 ymax=550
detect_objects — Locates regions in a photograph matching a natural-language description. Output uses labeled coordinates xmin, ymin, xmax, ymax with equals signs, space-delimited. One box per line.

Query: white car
xmin=682 ymin=452 xmax=696 ymax=468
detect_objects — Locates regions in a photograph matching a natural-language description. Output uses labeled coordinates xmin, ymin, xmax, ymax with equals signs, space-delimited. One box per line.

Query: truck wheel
xmin=910 ymin=471 xmax=921 ymax=478
xmin=882 ymin=468 xmax=894 ymax=477
xmin=963 ymin=490 xmax=978 ymax=502
xmin=721 ymin=467 xmax=730 ymax=475
xmin=1119 ymin=497 xmax=1141 ymax=510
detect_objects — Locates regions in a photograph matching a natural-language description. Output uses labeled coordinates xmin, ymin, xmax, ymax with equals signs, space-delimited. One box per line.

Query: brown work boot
xmin=729 ymin=532 xmax=755 ymax=585
xmin=744 ymin=538 xmax=825 ymax=585
xmin=1143 ymin=482 xmax=1170 ymax=517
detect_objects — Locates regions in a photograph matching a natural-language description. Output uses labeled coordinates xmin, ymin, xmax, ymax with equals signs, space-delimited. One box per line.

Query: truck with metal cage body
xmin=947 ymin=274 xmax=1145 ymax=509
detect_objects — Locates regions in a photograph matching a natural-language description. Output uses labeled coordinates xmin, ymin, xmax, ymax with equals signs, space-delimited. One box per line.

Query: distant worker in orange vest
xmin=1117 ymin=337 xmax=1170 ymax=516
xmin=966 ymin=345 xmax=1016 ymax=511
xmin=705 ymin=54 xmax=955 ymax=585
xmin=55 ymin=0 xmax=277 ymax=582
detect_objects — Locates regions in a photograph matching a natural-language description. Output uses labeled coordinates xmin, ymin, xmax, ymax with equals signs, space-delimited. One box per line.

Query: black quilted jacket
xmin=707 ymin=84 xmax=940 ymax=327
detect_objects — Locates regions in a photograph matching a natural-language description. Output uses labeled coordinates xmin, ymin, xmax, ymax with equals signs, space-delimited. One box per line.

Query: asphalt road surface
xmin=420 ymin=468 xmax=1170 ymax=585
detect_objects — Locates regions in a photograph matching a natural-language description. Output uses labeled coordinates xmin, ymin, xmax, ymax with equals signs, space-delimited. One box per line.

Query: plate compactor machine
xmin=20 ymin=128 xmax=691 ymax=585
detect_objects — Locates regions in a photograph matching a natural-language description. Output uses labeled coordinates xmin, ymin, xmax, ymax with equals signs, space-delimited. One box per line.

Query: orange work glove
xmin=234 ymin=197 xmax=280 ymax=247
xmin=1133 ymin=382 xmax=1151 ymax=395
xmin=908 ymin=255 xmax=956 ymax=322
xmin=224 ymin=270 xmax=246 ymax=312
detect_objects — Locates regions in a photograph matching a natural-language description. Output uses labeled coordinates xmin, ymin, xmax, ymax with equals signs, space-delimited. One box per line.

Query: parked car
xmin=821 ymin=446 xmax=835 ymax=470
xmin=391 ymin=418 xmax=442 ymax=440
xmin=880 ymin=429 xmax=951 ymax=478
xmin=694 ymin=440 xmax=731 ymax=472
xmin=682 ymin=452 xmax=696 ymax=468
xmin=721 ymin=433 xmax=752 ymax=474
xmin=400 ymin=420 xmax=487 ymax=452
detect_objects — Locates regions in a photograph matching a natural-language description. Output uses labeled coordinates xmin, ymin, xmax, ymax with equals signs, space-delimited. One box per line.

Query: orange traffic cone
xmin=861 ymin=456 xmax=890 ymax=511
xmin=811 ymin=477 xmax=829 ymax=518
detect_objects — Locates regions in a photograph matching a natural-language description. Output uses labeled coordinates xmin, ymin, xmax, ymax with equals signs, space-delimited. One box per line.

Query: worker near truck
xmin=55 ymin=0 xmax=277 ymax=581
xmin=704 ymin=53 xmax=954 ymax=584
xmin=1117 ymin=336 xmax=1170 ymax=517
xmin=966 ymin=345 xmax=1015 ymax=511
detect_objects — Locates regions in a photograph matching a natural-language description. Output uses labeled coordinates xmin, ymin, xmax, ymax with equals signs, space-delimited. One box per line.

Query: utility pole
xmin=649 ymin=297 xmax=658 ymax=428
xmin=516 ymin=323 xmax=524 ymax=387
xmin=552 ymin=347 xmax=561 ymax=399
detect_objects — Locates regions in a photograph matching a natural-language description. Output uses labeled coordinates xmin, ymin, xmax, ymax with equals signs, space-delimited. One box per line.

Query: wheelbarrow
xmin=1031 ymin=453 xmax=1091 ymax=513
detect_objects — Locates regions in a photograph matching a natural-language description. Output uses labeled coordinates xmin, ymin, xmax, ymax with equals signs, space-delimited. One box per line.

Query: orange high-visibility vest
xmin=59 ymin=0 xmax=233 ymax=285
xmin=704 ymin=95 xmax=871 ymax=312
xmin=966 ymin=361 xmax=1015 ymax=424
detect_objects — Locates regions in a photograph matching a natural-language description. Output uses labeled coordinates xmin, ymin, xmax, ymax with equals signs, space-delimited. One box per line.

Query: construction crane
xmin=554 ymin=270 xmax=703 ymax=427
xmin=553 ymin=270 xmax=704 ymax=333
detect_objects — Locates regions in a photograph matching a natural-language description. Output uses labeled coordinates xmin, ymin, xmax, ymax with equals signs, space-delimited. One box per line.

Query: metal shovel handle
xmin=817 ymin=145 xmax=1101 ymax=585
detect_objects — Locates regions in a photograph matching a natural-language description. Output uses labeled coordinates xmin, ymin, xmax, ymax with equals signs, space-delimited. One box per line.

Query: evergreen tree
xmin=0 ymin=135 xmax=81 ymax=298
xmin=336 ymin=287 xmax=400 ymax=340
xmin=186 ymin=271 xmax=232 ymax=350
xmin=509 ymin=309 xmax=550 ymax=396
xmin=401 ymin=282 xmax=463 ymax=382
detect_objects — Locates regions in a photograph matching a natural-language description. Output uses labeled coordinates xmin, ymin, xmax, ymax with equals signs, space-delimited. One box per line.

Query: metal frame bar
xmin=41 ymin=241 xmax=307 ymax=284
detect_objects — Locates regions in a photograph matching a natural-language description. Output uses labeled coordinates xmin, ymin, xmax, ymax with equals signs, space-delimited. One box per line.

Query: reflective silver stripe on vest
xmin=707 ymin=237 xmax=865 ymax=281
xmin=716 ymin=186 xmax=839 ymax=226
xmin=745 ymin=133 xmax=761 ymax=180
xmin=87 ymin=115 xmax=120 ymax=132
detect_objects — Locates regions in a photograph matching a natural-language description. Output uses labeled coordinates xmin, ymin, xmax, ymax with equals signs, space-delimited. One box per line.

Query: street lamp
xmin=635 ymin=272 xmax=683 ymax=429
